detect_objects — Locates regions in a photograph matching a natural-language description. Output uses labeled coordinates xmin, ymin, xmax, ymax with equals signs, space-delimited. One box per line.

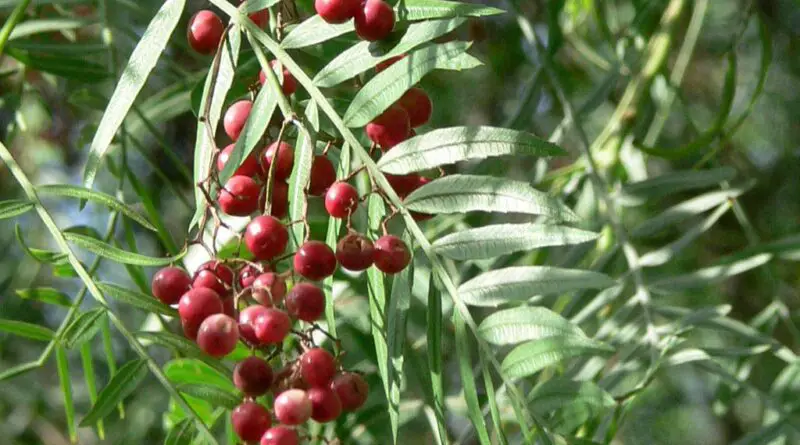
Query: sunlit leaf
xmin=99 ymin=282 xmax=179 ymax=317
xmin=0 ymin=199 xmax=34 ymax=219
xmin=478 ymin=307 xmax=588 ymax=345
xmin=64 ymin=232 xmax=186 ymax=266
xmin=62 ymin=308 xmax=105 ymax=348
xmin=501 ymin=337 xmax=611 ymax=379
xmin=37 ymin=184 xmax=157 ymax=231
xmin=15 ymin=287 xmax=72 ymax=307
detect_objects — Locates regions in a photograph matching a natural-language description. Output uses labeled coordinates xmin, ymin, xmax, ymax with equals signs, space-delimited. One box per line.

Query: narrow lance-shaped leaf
xmin=64 ymin=232 xmax=186 ymax=266
xmin=287 ymin=118 xmax=315 ymax=249
xmin=15 ymin=288 xmax=72 ymax=307
xmin=99 ymin=282 xmax=179 ymax=317
xmin=529 ymin=378 xmax=615 ymax=416
xmin=164 ymin=418 xmax=196 ymax=445
xmin=37 ymin=184 xmax=157 ymax=231
xmin=404 ymin=174 xmax=578 ymax=221
xmin=313 ymin=17 xmax=466 ymax=87
xmin=478 ymin=307 xmax=589 ymax=346
xmin=344 ymin=42 xmax=481 ymax=127
xmin=80 ymin=359 xmax=148 ymax=426
xmin=501 ymin=337 xmax=611 ymax=379
xmin=83 ymin=0 xmax=187 ymax=188
xmin=177 ymin=384 xmax=239 ymax=410
xmin=615 ymin=167 xmax=737 ymax=207
xmin=62 ymin=308 xmax=106 ymax=349
xmin=281 ymin=15 xmax=354 ymax=49
xmin=386 ymin=249 xmax=414 ymax=443
xmin=0 ymin=319 xmax=55 ymax=341
xmin=433 ymin=223 xmax=597 ymax=260
xmin=163 ymin=358 xmax=235 ymax=392
xmin=0 ymin=199 xmax=34 ymax=219
xmin=452 ymin=311 xmax=492 ymax=445
xmin=9 ymin=18 xmax=94 ymax=39
xmin=378 ymin=126 xmax=565 ymax=174
xmin=459 ymin=266 xmax=615 ymax=307
xmin=651 ymin=253 xmax=772 ymax=292
xmin=6 ymin=48 xmax=108 ymax=82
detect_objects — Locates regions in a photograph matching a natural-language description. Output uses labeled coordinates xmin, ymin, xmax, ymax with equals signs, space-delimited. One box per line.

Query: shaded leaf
xmin=5 ymin=47 xmax=108 ymax=81
xmin=37 ymin=184 xmax=157 ymax=231
xmin=15 ymin=287 xmax=72 ymax=307
xmin=501 ymin=337 xmax=611 ymax=379
xmin=0 ymin=319 xmax=54 ymax=341
xmin=378 ymin=127 xmax=564 ymax=175
xmin=615 ymin=167 xmax=737 ymax=207
xmin=9 ymin=18 xmax=93 ymax=39
xmin=99 ymin=282 xmax=179 ymax=317
xmin=164 ymin=418 xmax=195 ymax=445
xmin=478 ymin=307 xmax=587 ymax=346
xmin=62 ymin=308 xmax=105 ymax=348
xmin=651 ymin=253 xmax=772 ymax=291
xmin=64 ymin=232 xmax=186 ymax=266
xmin=163 ymin=358 xmax=234 ymax=392
xmin=529 ymin=378 xmax=615 ymax=416
xmin=80 ymin=360 xmax=148 ymax=426
xmin=453 ymin=311 xmax=492 ymax=444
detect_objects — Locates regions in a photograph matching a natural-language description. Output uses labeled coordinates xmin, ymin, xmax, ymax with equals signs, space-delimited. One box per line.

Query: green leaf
xmin=287 ymin=118 xmax=315 ymax=248
xmin=99 ymin=282 xmax=179 ymax=317
xmin=9 ymin=18 xmax=93 ymax=39
xmin=529 ymin=378 xmax=615 ymax=416
xmin=177 ymin=384 xmax=240 ymax=410
xmin=453 ymin=311 xmax=491 ymax=445
xmin=243 ymin=0 xmax=280 ymax=12
xmin=281 ymin=15 xmax=355 ymax=49
xmin=651 ymin=253 xmax=772 ymax=291
xmin=404 ymin=175 xmax=577 ymax=221
xmin=0 ymin=199 xmax=34 ymax=219
xmin=62 ymin=308 xmax=106 ymax=348
xmin=164 ymin=418 xmax=196 ymax=445
xmin=425 ymin=271 xmax=447 ymax=444
xmin=313 ymin=17 xmax=466 ymax=87
xmin=386 ymin=250 xmax=414 ymax=443
xmin=433 ymin=223 xmax=597 ymax=260
xmin=459 ymin=266 xmax=615 ymax=307
xmin=64 ymin=232 xmax=186 ymax=266
xmin=15 ymin=287 xmax=72 ymax=307
xmin=37 ymin=184 xmax=157 ymax=231
xmin=5 ymin=47 xmax=108 ymax=81
xmin=396 ymin=0 xmax=506 ymax=20
xmin=615 ymin=167 xmax=737 ymax=207
xmin=137 ymin=331 xmax=217 ymax=367
xmin=501 ymin=337 xmax=611 ymax=379
xmin=190 ymin=28 xmax=241 ymax=229
xmin=82 ymin=0 xmax=187 ymax=189
xmin=0 ymin=319 xmax=54 ymax=341
xmin=478 ymin=307 xmax=588 ymax=346
xmin=56 ymin=346 xmax=77 ymax=442
xmin=163 ymin=358 xmax=234 ymax=392
xmin=15 ymin=224 xmax=68 ymax=264
xmin=344 ymin=42 xmax=480 ymax=127
xmin=80 ymin=359 xmax=148 ymax=426
xmin=378 ymin=126 xmax=565 ymax=175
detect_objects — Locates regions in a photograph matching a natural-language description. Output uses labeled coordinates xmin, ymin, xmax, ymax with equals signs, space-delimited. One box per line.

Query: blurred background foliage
xmin=1 ymin=0 xmax=800 ymax=444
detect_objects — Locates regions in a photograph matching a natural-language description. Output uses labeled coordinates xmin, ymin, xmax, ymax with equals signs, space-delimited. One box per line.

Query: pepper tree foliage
xmin=0 ymin=0 xmax=797 ymax=444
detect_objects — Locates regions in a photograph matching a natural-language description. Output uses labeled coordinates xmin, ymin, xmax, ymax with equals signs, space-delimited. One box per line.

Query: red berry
xmin=245 ymin=216 xmax=289 ymax=260
xmin=396 ymin=87 xmax=432 ymax=128
xmin=261 ymin=426 xmax=299 ymax=445
xmin=151 ymin=267 xmax=191 ymax=305
xmin=193 ymin=261 xmax=235 ymax=297
xmin=300 ymin=348 xmax=337 ymax=388
xmin=336 ymin=233 xmax=374 ymax=271
xmin=331 ymin=372 xmax=369 ymax=411
xmin=354 ymin=0 xmax=395 ymax=41
xmin=237 ymin=264 xmax=264 ymax=289
xmin=234 ymin=356 xmax=273 ymax=396
xmin=386 ymin=173 xmax=421 ymax=199
xmin=187 ymin=10 xmax=224 ymax=55
xmin=222 ymin=296 xmax=236 ymax=317
xmin=217 ymin=143 xmax=260 ymax=178
xmin=366 ymin=105 xmax=410 ymax=150
xmin=307 ymin=387 xmax=342 ymax=422
xmin=260 ymin=141 xmax=294 ymax=181
xmin=324 ymin=182 xmax=359 ymax=218
xmin=231 ymin=402 xmax=271 ymax=442
xmin=254 ymin=308 xmax=292 ymax=344
xmin=273 ymin=389 xmax=312 ymax=425
xmin=251 ymin=272 xmax=287 ymax=306
xmin=308 ymin=155 xmax=336 ymax=196
xmin=375 ymin=54 xmax=405 ymax=73
xmin=223 ymin=100 xmax=253 ymax=141
xmin=315 ymin=0 xmax=361 ymax=24
xmin=178 ymin=288 xmax=224 ymax=340
xmin=197 ymin=314 xmax=239 ymax=357
xmin=373 ymin=235 xmax=411 ymax=274
xmin=239 ymin=305 xmax=269 ymax=344
xmin=294 ymin=241 xmax=337 ymax=281
xmin=284 ymin=283 xmax=325 ymax=322
xmin=259 ymin=61 xmax=297 ymax=96
xmin=218 ymin=175 xmax=260 ymax=216
xmin=266 ymin=181 xmax=289 ymax=219
xmin=249 ymin=9 xmax=269 ymax=28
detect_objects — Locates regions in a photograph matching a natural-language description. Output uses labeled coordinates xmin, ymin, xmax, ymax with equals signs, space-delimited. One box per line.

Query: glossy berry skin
xmin=197 ymin=314 xmax=239 ymax=358
xmin=178 ymin=288 xmax=224 ymax=340
xmin=366 ymin=105 xmax=410 ymax=150
xmin=324 ymin=182 xmax=359 ymax=218
xmin=331 ymin=372 xmax=369 ymax=411
xmin=373 ymin=235 xmax=411 ymax=274
xmin=223 ymin=100 xmax=253 ymax=141
xmin=315 ymin=0 xmax=361 ymax=24
xmin=234 ymin=356 xmax=273 ymax=396
xmin=151 ymin=267 xmax=191 ymax=305
xmin=336 ymin=233 xmax=374 ymax=271
xmin=249 ymin=9 xmax=269 ymax=28
xmin=354 ymin=0 xmax=395 ymax=41
xmin=231 ymin=402 xmax=271 ymax=442
xmin=251 ymin=272 xmax=287 ymax=306
xmin=260 ymin=141 xmax=294 ymax=181
xmin=375 ymin=54 xmax=405 ymax=73
xmin=308 ymin=387 xmax=342 ymax=423
xmin=273 ymin=389 xmax=312 ymax=425
xmin=237 ymin=264 xmax=264 ymax=289
xmin=193 ymin=261 xmax=234 ymax=297
xmin=253 ymin=308 xmax=292 ymax=344
xmin=308 ymin=155 xmax=336 ymax=196
xmin=261 ymin=426 xmax=299 ymax=445
xmin=218 ymin=175 xmax=260 ymax=216
xmin=187 ymin=10 xmax=224 ymax=55
xmin=284 ymin=283 xmax=325 ymax=322
xmin=259 ymin=61 xmax=297 ymax=96
xmin=239 ymin=305 xmax=269 ymax=344
xmin=397 ymin=87 xmax=433 ymax=128
xmin=300 ymin=348 xmax=337 ymax=388
xmin=294 ymin=241 xmax=337 ymax=281
xmin=386 ymin=173 xmax=421 ymax=199
xmin=217 ymin=143 xmax=260 ymax=178
xmin=245 ymin=216 xmax=289 ymax=260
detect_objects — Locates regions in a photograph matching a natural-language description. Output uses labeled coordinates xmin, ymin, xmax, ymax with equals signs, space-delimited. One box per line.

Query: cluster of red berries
xmin=315 ymin=0 xmax=395 ymax=41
